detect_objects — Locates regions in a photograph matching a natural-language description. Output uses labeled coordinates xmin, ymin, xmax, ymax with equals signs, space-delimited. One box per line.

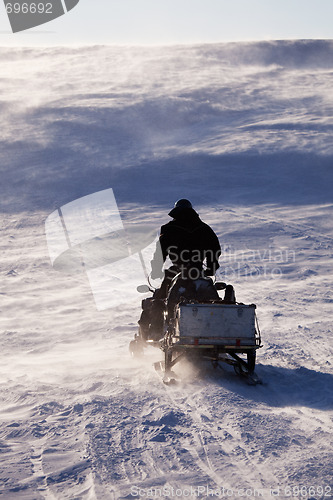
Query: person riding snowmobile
xmin=138 ymin=200 xmax=236 ymax=340
xmin=151 ymin=199 xmax=221 ymax=299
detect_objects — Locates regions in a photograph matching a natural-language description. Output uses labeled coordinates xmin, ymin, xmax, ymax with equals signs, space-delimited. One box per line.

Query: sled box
xmin=175 ymin=303 xmax=258 ymax=347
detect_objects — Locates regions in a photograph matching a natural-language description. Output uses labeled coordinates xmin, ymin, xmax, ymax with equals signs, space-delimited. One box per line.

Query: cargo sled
xmin=130 ymin=274 xmax=262 ymax=385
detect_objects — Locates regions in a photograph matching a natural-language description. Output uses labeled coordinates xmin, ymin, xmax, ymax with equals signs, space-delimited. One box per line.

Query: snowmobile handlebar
xmin=137 ymin=281 xmax=227 ymax=294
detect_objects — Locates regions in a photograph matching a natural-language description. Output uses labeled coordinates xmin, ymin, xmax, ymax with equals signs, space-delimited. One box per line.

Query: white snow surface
xmin=0 ymin=40 xmax=333 ymax=499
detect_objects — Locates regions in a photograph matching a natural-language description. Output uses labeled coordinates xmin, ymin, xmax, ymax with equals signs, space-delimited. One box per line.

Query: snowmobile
xmin=129 ymin=271 xmax=262 ymax=385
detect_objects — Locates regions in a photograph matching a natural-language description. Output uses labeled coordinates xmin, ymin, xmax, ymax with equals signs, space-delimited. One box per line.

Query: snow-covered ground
xmin=0 ymin=40 xmax=332 ymax=499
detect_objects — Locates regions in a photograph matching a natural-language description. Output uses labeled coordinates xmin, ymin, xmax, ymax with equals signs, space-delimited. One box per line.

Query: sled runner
xmin=130 ymin=274 xmax=262 ymax=385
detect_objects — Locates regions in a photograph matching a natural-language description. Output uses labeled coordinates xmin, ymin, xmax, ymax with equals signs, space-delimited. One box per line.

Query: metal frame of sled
xmin=130 ymin=290 xmax=262 ymax=384
xmin=158 ymin=302 xmax=262 ymax=384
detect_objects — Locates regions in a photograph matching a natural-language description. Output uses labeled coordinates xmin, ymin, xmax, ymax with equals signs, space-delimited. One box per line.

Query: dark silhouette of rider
xmin=138 ymin=199 xmax=236 ymax=341
xmin=151 ymin=199 xmax=221 ymax=299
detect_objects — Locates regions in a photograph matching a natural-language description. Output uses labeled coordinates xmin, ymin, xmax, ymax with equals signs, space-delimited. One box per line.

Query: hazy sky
xmin=1 ymin=0 xmax=333 ymax=46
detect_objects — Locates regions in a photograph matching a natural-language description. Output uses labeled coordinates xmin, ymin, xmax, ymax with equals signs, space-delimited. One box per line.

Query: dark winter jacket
xmin=151 ymin=208 xmax=221 ymax=277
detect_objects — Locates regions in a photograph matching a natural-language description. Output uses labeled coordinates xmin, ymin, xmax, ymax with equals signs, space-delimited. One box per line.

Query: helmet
xmin=168 ymin=199 xmax=194 ymax=218
xmin=173 ymin=199 xmax=192 ymax=209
